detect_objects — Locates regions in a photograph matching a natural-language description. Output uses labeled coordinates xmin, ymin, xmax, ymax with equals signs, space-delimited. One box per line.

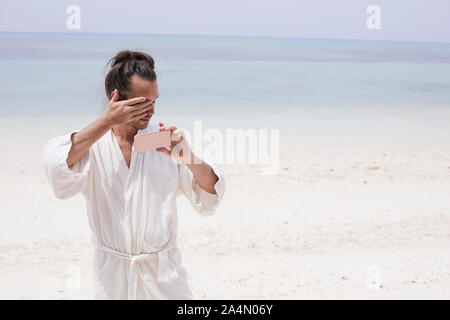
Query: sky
xmin=0 ymin=0 xmax=449 ymax=43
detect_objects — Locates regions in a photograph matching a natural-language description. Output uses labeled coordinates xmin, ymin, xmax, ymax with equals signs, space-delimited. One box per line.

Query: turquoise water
xmin=0 ymin=33 xmax=450 ymax=117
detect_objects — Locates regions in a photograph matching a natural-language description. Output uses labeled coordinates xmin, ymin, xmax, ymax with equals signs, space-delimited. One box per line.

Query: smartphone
xmin=134 ymin=130 xmax=171 ymax=153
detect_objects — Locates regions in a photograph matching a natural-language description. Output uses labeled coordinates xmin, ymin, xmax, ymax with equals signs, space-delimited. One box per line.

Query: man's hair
xmin=104 ymin=50 xmax=157 ymax=100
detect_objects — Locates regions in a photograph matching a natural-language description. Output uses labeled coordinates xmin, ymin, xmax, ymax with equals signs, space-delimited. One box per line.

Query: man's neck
xmin=112 ymin=124 xmax=139 ymax=144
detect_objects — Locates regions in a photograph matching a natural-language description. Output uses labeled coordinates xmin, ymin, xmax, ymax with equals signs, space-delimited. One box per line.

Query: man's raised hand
xmin=104 ymin=89 xmax=152 ymax=126
xmin=156 ymin=122 xmax=193 ymax=164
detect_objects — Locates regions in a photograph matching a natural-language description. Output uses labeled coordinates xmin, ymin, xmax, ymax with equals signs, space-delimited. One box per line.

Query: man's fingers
xmin=111 ymin=89 xmax=119 ymax=102
xmin=121 ymin=96 xmax=147 ymax=106
xmin=159 ymin=125 xmax=177 ymax=132
xmin=156 ymin=147 xmax=170 ymax=155
xmin=130 ymin=112 xmax=149 ymax=122
xmin=128 ymin=99 xmax=153 ymax=110
xmin=172 ymin=128 xmax=185 ymax=141
xmin=170 ymin=133 xmax=183 ymax=143
xmin=128 ymin=103 xmax=152 ymax=115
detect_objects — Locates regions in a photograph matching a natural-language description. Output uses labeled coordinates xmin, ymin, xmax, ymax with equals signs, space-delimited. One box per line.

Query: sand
xmin=0 ymin=115 xmax=449 ymax=299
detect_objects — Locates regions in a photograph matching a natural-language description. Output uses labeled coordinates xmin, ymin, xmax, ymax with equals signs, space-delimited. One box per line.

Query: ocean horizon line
xmin=1 ymin=30 xmax=450 ymax=47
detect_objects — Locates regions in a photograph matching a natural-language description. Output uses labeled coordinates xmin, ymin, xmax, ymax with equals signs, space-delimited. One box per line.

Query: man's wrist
xmin=99 ymin=114 xmax=114 ymax=129
xmin=183 ymin=151 xmax=202 ymax=166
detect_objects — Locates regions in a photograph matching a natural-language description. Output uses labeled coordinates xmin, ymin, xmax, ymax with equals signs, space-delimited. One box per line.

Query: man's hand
xmin=103 ymin=89 xmax=153 ymax=126
xmin=157 ymin=122 xmax=218 ymax=195
xmin=156 ymin=122 xmax=193 ymax=164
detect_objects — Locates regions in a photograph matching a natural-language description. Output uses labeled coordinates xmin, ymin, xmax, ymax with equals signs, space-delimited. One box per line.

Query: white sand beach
xmin=0 ymin=113 xmax=449 ymax=299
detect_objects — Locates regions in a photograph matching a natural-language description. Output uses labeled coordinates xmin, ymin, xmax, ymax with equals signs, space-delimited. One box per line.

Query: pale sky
xmin=0 ymin=0 xmax=449 ymax=43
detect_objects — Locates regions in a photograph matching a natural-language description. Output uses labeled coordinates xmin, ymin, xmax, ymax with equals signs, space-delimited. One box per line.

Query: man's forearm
xmin=185 ymin=153 xmax=219 ymax=195
xmin=66 ymin=115 xmax=113 ymax=168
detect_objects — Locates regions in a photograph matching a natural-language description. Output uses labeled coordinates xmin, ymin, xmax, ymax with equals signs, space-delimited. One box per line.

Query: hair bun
xmin=111 ymin=50 xmax=155 ymax=69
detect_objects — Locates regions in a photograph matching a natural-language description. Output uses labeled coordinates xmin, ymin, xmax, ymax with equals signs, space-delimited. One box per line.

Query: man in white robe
xmin=43 ymin=54 xmax=225 ymax=299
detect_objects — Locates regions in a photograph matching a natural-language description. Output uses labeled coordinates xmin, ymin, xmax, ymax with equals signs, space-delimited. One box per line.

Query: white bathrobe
xmin=43 ymin=119 xmax=225 ymax=300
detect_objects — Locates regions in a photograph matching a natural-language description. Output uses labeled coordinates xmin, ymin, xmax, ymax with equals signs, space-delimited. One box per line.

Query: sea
xmin=1 ymin=32 xmax=449 ymax=119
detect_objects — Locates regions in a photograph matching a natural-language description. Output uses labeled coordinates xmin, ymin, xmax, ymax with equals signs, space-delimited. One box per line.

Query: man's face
xmin=125 ymin=75 xmax=159 ymax=130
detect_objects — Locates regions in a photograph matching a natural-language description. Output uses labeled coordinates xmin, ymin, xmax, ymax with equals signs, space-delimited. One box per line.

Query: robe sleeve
xmin=43 ymin=130 xmax=91 ymax=199
xmin=176 ymin=158 xmax=225 ymax=216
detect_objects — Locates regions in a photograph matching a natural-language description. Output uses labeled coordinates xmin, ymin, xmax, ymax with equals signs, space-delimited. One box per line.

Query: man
xmin=43 ymin=50 xmax=225 ymax=299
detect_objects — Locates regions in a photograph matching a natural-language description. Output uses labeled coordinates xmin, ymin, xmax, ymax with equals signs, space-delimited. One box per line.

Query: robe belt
xmin=92 ymin=239 xmax=179 ymax=300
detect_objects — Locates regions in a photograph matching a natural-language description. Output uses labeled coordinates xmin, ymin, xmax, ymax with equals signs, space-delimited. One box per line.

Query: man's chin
xmin=137 ymin=116 xmax=152 ymax=130
xmin=130 ymin=116 xmax=153 ymax=130
xmin=137 ymin=122 xmax=149 ymax=130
